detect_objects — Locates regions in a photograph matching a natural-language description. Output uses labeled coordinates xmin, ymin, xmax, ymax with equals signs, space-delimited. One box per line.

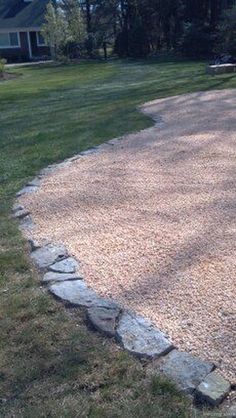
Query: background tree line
xmin=42 ymin=0 xmax=236 ymax=60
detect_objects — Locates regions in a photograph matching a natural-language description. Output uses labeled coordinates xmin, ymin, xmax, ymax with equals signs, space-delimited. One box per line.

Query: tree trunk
xmin=103 ymin=42 xmax=108 ymax=60
xmin=85 ymin=0 xmax=91 ymax=33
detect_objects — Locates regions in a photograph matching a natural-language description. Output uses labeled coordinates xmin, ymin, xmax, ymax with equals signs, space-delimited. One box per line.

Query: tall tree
xmin=43 ymin=0 xmax=236 ymax=60
xmin=42 ymin=1 xmax=67 ymax=59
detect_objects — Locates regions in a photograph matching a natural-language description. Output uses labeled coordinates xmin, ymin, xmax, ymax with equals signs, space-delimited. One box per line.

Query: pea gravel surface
xmin=20 ymin=89 xmax=236 ymax=383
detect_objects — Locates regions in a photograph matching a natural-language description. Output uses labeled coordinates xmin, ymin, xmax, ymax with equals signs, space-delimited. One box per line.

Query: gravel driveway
xmin=21 ymin=89 xmax=236 ymax=383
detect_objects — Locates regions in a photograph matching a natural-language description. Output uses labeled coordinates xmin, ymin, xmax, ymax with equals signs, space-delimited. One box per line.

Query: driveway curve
xmin=20 ymin=89 xmax=236 ymax=383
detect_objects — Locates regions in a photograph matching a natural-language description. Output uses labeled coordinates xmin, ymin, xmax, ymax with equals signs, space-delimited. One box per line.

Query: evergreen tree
xmin=42 ymin=0 xmax=236 ymax=60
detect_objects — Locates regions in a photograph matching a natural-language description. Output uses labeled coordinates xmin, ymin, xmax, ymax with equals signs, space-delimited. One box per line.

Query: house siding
xmin=0 ymin=32 xmax=28 ymax=62
xmin=0 ymin=31 xmax=50 ymax=62
xmin=30 ymin=31 xmax=50 ymax=59
xmin=0 ymin=0 xmax=51 ymax=62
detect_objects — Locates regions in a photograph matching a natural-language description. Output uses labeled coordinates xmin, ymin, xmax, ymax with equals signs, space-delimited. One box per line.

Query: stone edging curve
xmin=13 ymin=119 xmax=233 ymax=409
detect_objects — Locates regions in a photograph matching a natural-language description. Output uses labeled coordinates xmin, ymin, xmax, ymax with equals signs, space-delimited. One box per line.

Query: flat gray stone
xmin=30 ymin=244 xmax=67 ymax=269
xmin=68 ymin=155 xmax=82 ymax=162
xmin=16 ymin=185 xmax=38 ymax=197
xmin=19 ymin=215 xmax=34 ymax=231
xmin=116 ymin=311 xmax=174 ymax=359
xmin=57 ymin=160 xmax=73 ymax=169
xmin=106 ymin=138 xmax=120 ymax=146
xmin=27 ymin=177 xmax=41 ymax=187
xmin=28 ymin=238 xmax=41 ymax=251
xmin=49 ymin=257 xmax=78 ymax=273
xmin=207 ymin=63 xmax=236 ymax=75
xmin=160 ymin=350 xmax=214 ymax=394
xmin=12 ymin=204 xmax=24 ymax=213
xmin=12 ymin=208 xmax=30 ymax=219
xmin=87 ymin=305 xmax=121 ymax=337
xmin=80 ymin=147 xmax=97 ymax=156
xmin=43 ymin=272 xmax=81 ymax=283
xmin=196 ymin=370 xmax=231 ymax=406
xmin=39 ymin=165 xmax=56 ymax=177
xmin=49 ymin=280 xmax=118 ymax=308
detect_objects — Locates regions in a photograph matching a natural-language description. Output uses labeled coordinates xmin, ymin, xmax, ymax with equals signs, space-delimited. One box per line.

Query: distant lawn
xmin=0 ymin=58 xmax=235 ymax=417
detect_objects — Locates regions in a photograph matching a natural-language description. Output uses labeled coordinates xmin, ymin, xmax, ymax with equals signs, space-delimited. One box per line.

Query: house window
xmin=36 ymin=32 xmax=46 ymax=46
xmin=0 ymin=32 xmax=20 ymax=48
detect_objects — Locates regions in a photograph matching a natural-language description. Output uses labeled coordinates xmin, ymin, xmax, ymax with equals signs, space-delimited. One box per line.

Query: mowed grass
xmin=0 ymin=58 xmax=235 ymax=417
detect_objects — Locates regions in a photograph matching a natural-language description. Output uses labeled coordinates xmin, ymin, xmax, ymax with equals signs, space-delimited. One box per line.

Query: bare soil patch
xmin=21 ymin=89 xmax=236 ymax=383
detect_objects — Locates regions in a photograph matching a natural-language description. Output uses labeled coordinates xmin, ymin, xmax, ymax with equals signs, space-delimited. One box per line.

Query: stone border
xmin=206 ymin=63 xmax=236 ymax=75
xmin=13 ymin=138 xmax=233 ymax=408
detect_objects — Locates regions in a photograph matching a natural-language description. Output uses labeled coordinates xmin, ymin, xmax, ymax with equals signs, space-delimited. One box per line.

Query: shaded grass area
xmin=0 ymin=57 xmax=235 ymax=417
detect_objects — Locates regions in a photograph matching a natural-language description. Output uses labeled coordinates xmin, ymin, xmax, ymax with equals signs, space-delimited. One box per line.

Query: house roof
xmin=0 ymin=0 xmax=49 ymax=30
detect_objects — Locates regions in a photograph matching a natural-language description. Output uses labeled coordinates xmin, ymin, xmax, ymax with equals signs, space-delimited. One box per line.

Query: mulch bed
xmin=0 ymin=72 xmax=19 ymax=81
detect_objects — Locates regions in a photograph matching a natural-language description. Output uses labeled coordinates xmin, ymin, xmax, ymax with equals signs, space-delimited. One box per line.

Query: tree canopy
xmin=43 ymin=0 xmax=236 ymax=59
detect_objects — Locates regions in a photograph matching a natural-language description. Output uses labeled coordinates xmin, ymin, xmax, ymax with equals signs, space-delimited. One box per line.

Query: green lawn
xmin=0 ymin=58 xmax=235 ymax=417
